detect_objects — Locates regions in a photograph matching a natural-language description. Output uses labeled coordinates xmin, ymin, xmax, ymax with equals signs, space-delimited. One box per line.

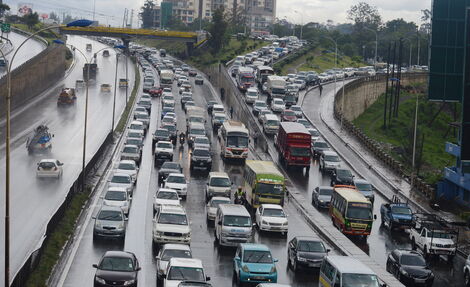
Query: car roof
xmin=395 ymin=249 xmax=422 ymax=257
xmin=324 ymin=256 xmax=376 ymax=275
xmin=168 ymin=173 xmax=185 ymax=177
xmin=213 ymin=112 xmax=226 ymax=117
xmin=157 ymin=141 xmax=173 ymax=145
xmin=240 ymin=243 xmax=271 ymax=252
xmin=353 ymin=178 xmax=370 ymax=184
xmin=162 ymin=243 xmax=191 ymax=251
xmin=160 ymin=204 xmax=186 ymax=214
xmin=103 ymin=250 xmax=135 ymax=259
xmin=189 ymin=122 xmax=205 ymax=128
xmin=99 ymin=205 xmax=123 ymax=212
xmin=293 ymin=236 xmax=323 ymax=242
xmin=112 ymin=172 xmax=131 ymax=178
xmin=323 ymin=150 xmax=338 ymax=156
xmin=107 ymin=186 xmax=128 ymax=192
xmin=119 ymin=160 xmax=136 ymax=165
xmin=169 ymin=258 xmax=203 ymax=268
xmin=157 ymin=188 xmax=178 ymax=193
xmin=210 ymin=196 xmax=231 ymax=202
xmin=39 ymin=159 xmax=58 ymax=163
xmin=260 ymin=204 xmax=283 ymax=210
xmin=123 ymin=144 xmax=139 ymax=149
xmin=209 ymin=171 xmax=229 ymax=178
xmin=264 ymin=114 xmax=279 ymax=120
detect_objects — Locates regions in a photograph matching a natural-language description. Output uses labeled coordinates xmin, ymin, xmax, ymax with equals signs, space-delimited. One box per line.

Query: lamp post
xmin=403 ymin=38 xmax=413 ymax=68
xmin=294 ymin=10 xmax=303 ymax=40
xmin=111 ymin=45 xmax=126 ymax=133
xmin=323 ymin=36 xmax=342 ymax=129
xmin=3 ymin=19 xmax=93 ymax=287
xmin=364 ymin=27 xmax=378 ymax=66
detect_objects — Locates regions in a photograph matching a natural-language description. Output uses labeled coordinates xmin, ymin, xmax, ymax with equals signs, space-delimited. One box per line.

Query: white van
xmin=263 ymin=114 xmax=280 ymax=135
xmin=215 ymin=204 xmax=252 ymax=247
xmin=245 ymin=87 xmax=259 ymax=104
xmin=319 ymin=256 xmax=384 ymax=287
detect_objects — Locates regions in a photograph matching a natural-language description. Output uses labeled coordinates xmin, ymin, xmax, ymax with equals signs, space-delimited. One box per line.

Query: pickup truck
xmin=409 ymin=213 xmax=457 ymax=260
xmin=380 ymin=201 xmax=413 ymax=230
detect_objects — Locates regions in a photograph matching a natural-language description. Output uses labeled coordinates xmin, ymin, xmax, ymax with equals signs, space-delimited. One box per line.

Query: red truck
xmin=275 ymin=122 xmax=311 ymax=170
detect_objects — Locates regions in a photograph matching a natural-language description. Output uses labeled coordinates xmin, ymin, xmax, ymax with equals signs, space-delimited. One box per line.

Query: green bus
xmin=243 ymin=160 xmax=285 ymax=209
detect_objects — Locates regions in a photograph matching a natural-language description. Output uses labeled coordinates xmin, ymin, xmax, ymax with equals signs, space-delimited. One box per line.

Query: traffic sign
xmin=1 ymin=23 xmax=11 ymax=33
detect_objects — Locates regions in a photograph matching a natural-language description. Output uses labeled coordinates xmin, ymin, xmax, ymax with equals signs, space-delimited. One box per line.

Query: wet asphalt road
xmin=61 ymin=56 xmax=338 ymax=287
xmin=0 ymin=31 xmax=46 ymax=78
xmin=0 ymin=35 xmax=134 ymax=283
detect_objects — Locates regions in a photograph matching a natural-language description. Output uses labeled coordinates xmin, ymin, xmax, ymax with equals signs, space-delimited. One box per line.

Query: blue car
xmin=233 ymin=244 xmax=278 ymax=285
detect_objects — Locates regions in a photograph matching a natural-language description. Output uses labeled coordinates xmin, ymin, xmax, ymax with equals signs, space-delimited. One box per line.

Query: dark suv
xmin=152 ymin=128 xmax=171 ymax=148
xmin=330 ymin=168 xmax=354 ymax=186
xmin=287 ymin=236 xmax=329 ymax=271
xmin=190 ymin=148 xmax=212 ymax=171
xmin=386 ymin=249 xmax=434 ymax=286
xmin=158 ymin=162 xmax=183 ymax=182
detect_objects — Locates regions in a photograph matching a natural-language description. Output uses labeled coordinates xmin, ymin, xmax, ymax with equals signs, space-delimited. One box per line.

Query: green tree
xmin=23 ymin=12 xmax=39 ymax=30
xmin=49 ymin=11 xmax=59 ymax=22
xmin=62 ymin=14 xmax=74 ymax=24
xmin=208 ymin=8 xmax=228 ymax=53
xmin=139 ymin=0 xmax=155 ymax=29
xmin=347 ymin=2 xmax=382 ymax=31
xmin=0 ymin=3 xmax=10 ymax=17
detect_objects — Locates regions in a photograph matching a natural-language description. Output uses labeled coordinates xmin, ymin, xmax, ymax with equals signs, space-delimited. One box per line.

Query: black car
xmin=386 ymin=249 xmax=434 ymax=287
xmin=207 ymin=101 xmax=218 ymax=115
xmin=162 ymin=124 xmax=177 ymax=144
xmin=311 ymin=186 xmax=333 ymax=208
xmin=93 ymin=251 xmax=141 ymax=287
xmin=158 ymin=161 xmax=183 ymax=182
xmin=152 ymin=128 xmax=171 ymax=148
xmin=188 ymin=69 xmax=197 ymax=77
xmin=287 ymin=236 xmax=329 ymax=271
xmin=330 ymin=168 xmax=354 ymax=186
xmin=195 ymin=75 xmax=204 ymax=85
xmin=190 ymin=148 xmax=212 ymax=171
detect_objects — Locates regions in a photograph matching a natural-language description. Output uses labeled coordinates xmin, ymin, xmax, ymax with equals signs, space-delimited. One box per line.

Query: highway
xmin=0 ymin=31 xmax=46 ymax=77
xmin=59 ymin=53 xmax=341 ymax=287
xmin=0 ymin=35 xmax=135 ymax=283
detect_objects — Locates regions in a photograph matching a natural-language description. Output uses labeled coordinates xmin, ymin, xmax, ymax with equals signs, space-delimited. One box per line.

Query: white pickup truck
xmin=409 ymin=214 xmax=457 ymax=260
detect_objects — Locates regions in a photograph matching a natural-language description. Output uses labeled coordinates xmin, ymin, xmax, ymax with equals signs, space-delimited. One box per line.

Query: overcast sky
xmin=5 ymin=0 xmax=431 ymax=26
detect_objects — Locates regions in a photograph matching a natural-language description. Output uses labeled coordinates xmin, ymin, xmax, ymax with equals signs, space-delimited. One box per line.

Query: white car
xmin=255 ymin=204 xmax=288 ymax=234
xmin=152 ymin=205 xmax=191 ymax=247
xmin=115 ymin=160 xmax=139 ymax=183
xmin=193 ymin=136 xmax=210 ymax=150
xmin=154 ymin=188 xmax=181 ymax=212
xmin=245 ymin=87 xmax=259 ymax=104
xmin=164 ymin=173 xmax=188 ymax=199
xmin=206 ymin=196 xmax=231 ymax=221
xmin=102 ymin=187 xmax=131 ymax=216
xmin=109 ymin=172 xmax=134 ymax=197
xmin=271 ymin=98 xmax=285 ymax=113
xmin=205 ymin=172 xmax=232 ymax=201
xmin=308 ymin=128 xmax=321 ymax=144
xmin=156 ymin=244 xmax=193 ymax=282
xmin=163 ymin=258 xmax=209 ymax=287
xmin=36 ymin=159 xmax=63 ymax=178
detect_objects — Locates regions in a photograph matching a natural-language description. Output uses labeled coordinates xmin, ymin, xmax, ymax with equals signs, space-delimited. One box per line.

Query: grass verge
xmin=25 ymin=190 xmax=90 ymax=287
xmin=116 ymin=60 xmax=140 ymax=133
xmin=11 ymin=23 xmax=59 ymax=45
xmin=353 ymin=90 xmax=460 ymax=184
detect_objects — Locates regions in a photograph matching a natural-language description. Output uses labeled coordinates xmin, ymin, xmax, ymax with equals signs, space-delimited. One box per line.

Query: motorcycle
xmin=179 ymin=134 xmax=185 ymax=145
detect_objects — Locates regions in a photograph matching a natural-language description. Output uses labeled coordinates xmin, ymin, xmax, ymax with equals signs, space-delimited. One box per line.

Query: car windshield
xmin=105 ymin=191 xmax=126 ymax=201
xmin=273 ymin=100 xmax=283 ymax=105
xmin=391 ymin=206 xmax=412 ymax=215
xmin=193 ymin=149 xmax=210 ymax=157
xmin=255 ymin=102 xmax=267 ymax=108
xmin=210 ymin=177 xmax=231 ymax=187
xmin=284 ymin=110 xmax=295 ymax=116
xmin=195 ymin=138 xmax=209 ymax=145
xmin=158 ymin=213 xmax=188 ymax=225
xmin=156 ymin=130 xmax=170 ymax=137
xmin=39 ymin=162 xmax=55 ymax=168
xmin=164 ymin=125 xmax=176 ymax=132
xmin=355 ymin=182 xmax=372 ymax=191
xmin=227 ymin=136 xmax=249 ymax=148
xmin=158 ymin=142 xmax=173 ymax=149
xmin=223 ymin=215 xmax=251 ymax=227
xmin=319 ymin=188 xmax=333 ymax=196
xmin=118 ymin=163 xmax=135 ymax=170
xmin=136 ymin=114 xmax=149 ymax=120
xmin=243 ymin=250 xmax=273 ymax=263
xmin=215 ymin=115 xmax=226 ymax=121
xmin=324 ymin=155 xmax=340 ymax=162
xmin=157 ymin=191 xmax=179 ymax=200
xmin=126 ymin=139 xmax=142 ymax=146
xmin=168 ymin=267 xmax=205 ymax=281
xmin=211 ymin=199 xmax=230 ymax=208
xmin=161 ymin=249 xmax=192 ymax=261
xmin=263 ymin=208 xmax=286 ymax=217
xmin=123 ymin=146 xmax=138 ymax=153
xmin=99 ymin=257 xmax=134 ymax=272
xmin=98 ymin=210 xmax=123 ymax=221
xmin=257 ymin=183 xmax=283 ymax=195
xmin=297 ymin=241 xmax=326 ymax=252
xmin=315 ymin=142 xmax=329 ymax=148
xmin=336 ymin=169 xmax=352 ymax=177
xmin=112 ymin=175 xmax=131 ymax=184
xmin=190 ymin=128 xmax=205 ymax=135
xmin=342 ymin=274 xmax=380 ymax=287
xmin=247 ymin=91 xmax=257 ymax=97
xmin=429 ymin=231 xmax=452 ymax=239
xmin=309 ymin=130 xmax=320 ymax=137
xmin=346 ymin=203 xmax=373 ymax=220
xmin=167 ymin=176 xmax=186 ymax=184
xmin=400 ymin=255 xmax=426 ymax=266
xmin=163 ymin=118 xmax=173 ymax=123
xmin=162 ymin=162 xmax=181 ymax=171
xmin=272 ymin=88 xmax=285 ymax=94
xmin=291 ymin=147 xmax=310 ymax=157
xmin=266 ymin=120 xmax=279 ymax=126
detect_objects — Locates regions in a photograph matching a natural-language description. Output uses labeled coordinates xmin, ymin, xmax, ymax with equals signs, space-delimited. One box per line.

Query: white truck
xmin=266 ymin=75 xmax=286 ymax=101
xmin=409 ymin=213 xmax=458 ymax=260
xmin=160 ymin=69 xmax=174 ymax=88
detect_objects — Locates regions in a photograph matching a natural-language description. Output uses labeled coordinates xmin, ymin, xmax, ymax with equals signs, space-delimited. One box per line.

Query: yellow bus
xmin=329 ymin=185 xmax=373 ymax=236
xmin=243 ymin=160 xmax=285 ymax=209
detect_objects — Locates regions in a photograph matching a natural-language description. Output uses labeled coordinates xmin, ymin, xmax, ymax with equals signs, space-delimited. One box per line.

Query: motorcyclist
xmin=179 ymin=131 xmax=185 ymax=144
xmin=234 ymin=186 xmax=246 ymax=205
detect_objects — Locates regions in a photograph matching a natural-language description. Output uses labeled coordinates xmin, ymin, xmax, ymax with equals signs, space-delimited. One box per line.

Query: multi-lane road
xmin=0 ymin=35 xmax=135 ymax=283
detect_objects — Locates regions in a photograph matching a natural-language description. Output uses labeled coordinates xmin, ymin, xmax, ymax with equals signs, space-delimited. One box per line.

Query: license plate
xmin=415 ymin=279 xmax=426 ymax=283
xmin=253 ymin=276 xmax=264 ymax=280
xmin=308 ymin=263 xmax=318 ymax=267
xmin=199 ymin=162 xmax=204 ymax=166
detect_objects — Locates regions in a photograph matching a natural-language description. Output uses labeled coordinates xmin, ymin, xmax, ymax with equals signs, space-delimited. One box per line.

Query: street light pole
xmin=294 ymin=10 xmax=303 ymax=40
xmin=364 ymin=27 xmax=378 ymax=66
xmin=323 ymin=36 xmax=340 ymax=128
xmin=112 ymin=53 xmax=119 ymax=133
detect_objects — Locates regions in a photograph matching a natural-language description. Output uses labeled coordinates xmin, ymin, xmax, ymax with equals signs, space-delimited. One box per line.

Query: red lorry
xmin=275 ymin=122 xmax=311 ymax=170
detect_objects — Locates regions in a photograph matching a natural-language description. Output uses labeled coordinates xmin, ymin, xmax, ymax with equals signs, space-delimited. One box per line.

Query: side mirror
xmin=326 ymin=248 xmax=331 ymax=253
xmin=92 ymin=264 xmax=98 ymax=268
xmin=374 ymin=214 xmax=377 ymax=220
xmin=99 ymin=196 xmax=104 ymax=199
xmin=218 ymin=221 xmax=222 ymax=225
xmin=161 ymin=274 xmax=166 ymax=279
xmin=234 ymin=256 xmax=240 ymax=261
xmin=156 ymin=256 xmax=161 ymax=260
xmin=92 ymin=216 xmax=96 ymax=219
xmin=136 ymin=267 xmax=141 ymax=271
xmin=274 ymin=258 xmax=279 ymax=263
xmin=206 ymin=276 xmax=211 ymax=281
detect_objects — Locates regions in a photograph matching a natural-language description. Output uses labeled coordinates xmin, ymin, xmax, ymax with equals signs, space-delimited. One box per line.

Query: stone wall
xmin=334 ymin=73 xmax=428 ymax=121
xmin=0 ymin=45 xmax=66 ymax=114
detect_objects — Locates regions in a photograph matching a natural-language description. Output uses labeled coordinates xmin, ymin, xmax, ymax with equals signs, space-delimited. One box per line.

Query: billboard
xmin=17 ymin=3 xmax=33 ymax=17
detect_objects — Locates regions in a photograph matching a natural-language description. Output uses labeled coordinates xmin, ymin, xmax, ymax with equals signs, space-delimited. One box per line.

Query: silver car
xmin=93 ymin=205 xmax=126 ymax=241
xmin=121 ymin=144 xmax=142 ymax=166
xmin=109 ymin=172 xmax=134 ymax=197
xmin=102 ymin=187 xmax=131 ymax=216
xmin=156 ymin=244 xmax=192 ymax=281
xmin=115 ymin=160 xmax=139 ymax=183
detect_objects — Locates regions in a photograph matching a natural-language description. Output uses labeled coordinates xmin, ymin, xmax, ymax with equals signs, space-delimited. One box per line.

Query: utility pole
xmin=122 ymin=8 xmax=128 ymax=28
xmin=130 ymin=9 xmax=134 ymax=28
xmin=92 ymin=0 xmax=96 ymax=22
xmin=384 ymin=43 xmax=391 ymax=129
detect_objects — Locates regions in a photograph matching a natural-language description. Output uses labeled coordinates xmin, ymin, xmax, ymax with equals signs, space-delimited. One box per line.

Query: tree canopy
xmin=140 ymin=0 xmax=155 ymax=29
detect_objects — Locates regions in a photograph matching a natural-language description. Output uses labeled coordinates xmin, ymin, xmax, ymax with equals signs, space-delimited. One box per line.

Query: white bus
xmin=218 ymin=120 xmax=249 ymax=160
xmin=160 ymin=69 xmax=174 ymax=88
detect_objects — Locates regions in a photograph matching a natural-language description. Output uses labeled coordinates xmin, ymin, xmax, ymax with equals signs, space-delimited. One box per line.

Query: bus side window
xmin=334 ymin=271 xmax=341 ymax=287
xmin=322 ymin=261 xmax=335 ymax=282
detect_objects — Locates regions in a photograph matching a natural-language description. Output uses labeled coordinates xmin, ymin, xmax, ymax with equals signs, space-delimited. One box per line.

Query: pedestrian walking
xmin=230 ymin=107 xmax=234 ymax=118
xmin=319 ymin=84 xmax=323 ymax=96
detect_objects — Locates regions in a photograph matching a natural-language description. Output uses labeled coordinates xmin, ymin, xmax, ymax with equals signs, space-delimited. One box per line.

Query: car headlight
xmin=297 ymin=256 xmax=307 ymax=262
xmin=123 ymin=279 xmax=135 ymax=286
xmin=182 ymin=187 xmax=187 ymax=191
xmin=400 ymin=269 xmax=408 ymax=276
xmin=319 ymin=200 xmax=324 ymax=203
xmin=117 ymin=223 xmax=125 ymax=230
xmin=270 ymin=266 xmax=277 ymax=273
xmin=207 ymin=158 xmax=212 ymax=162
xmin=94 ymin=222 xmax=102 ymax=229
xmin=221 ymin=232 xmax=231 ymax=237
xmin=282 ymin=221 xmax=288 ymax=226
xmin=95 ymin=277 xmax=106 ymax=284
xmin=155 ymin=231 xmax=164 ymax=236
xmin=262 ymin=220 xmax=268 ymax=225
xmin=242 ymin=265 xmax=250 ymax=272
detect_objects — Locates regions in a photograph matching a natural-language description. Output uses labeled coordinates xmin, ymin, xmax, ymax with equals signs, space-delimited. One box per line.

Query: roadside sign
xmin=1 ymin=23 xmax=11 ymax=33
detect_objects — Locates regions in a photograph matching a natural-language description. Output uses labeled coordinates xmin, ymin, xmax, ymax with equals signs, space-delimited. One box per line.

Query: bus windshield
xmin=342 ymin=274 xmax=380 ymax=287
xmin=291 ymin=147 xmax=310 ymax=157
xmin=346 ymin=203 xmax=372 ymax=220
xmin=227 ymin=135 xmax=249 ymax=148
xmin=257 ymin=183 xmax=283 ymax=195
xmin=241 ymin=75 xmax=254 ymax=83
